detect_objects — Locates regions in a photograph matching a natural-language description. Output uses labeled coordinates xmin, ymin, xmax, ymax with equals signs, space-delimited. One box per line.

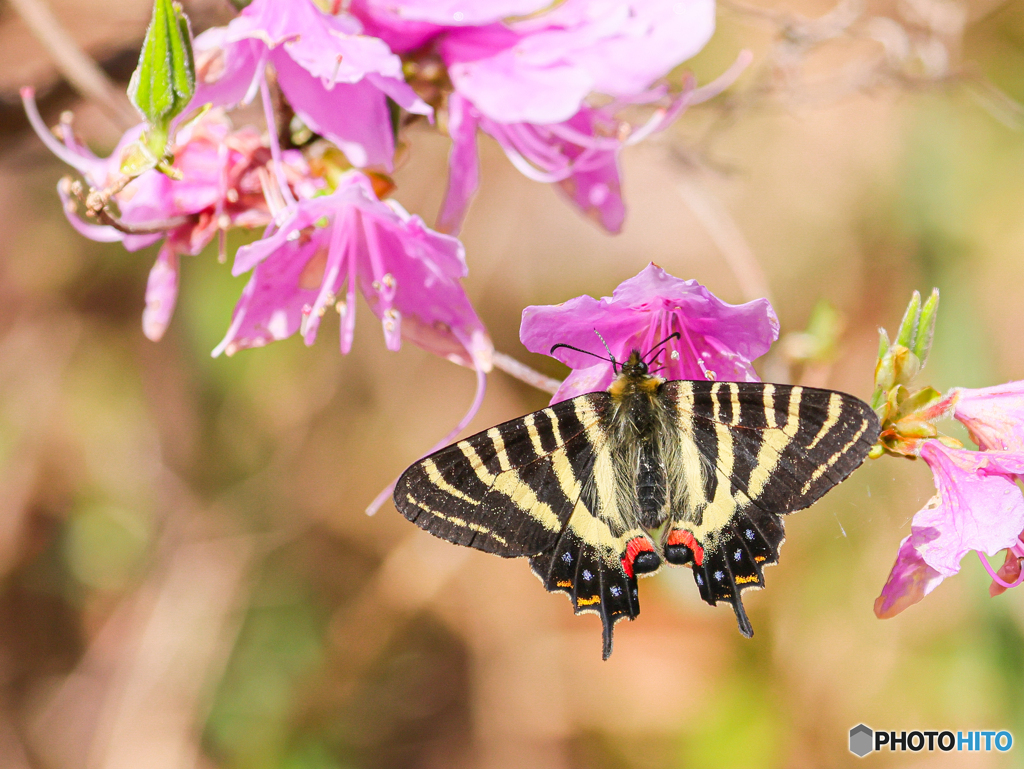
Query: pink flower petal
xmin=358 ymin=0 xmax=552 ymax=26
xmin=521 ymin=263 xmax=779 ymax=402
xmin=875 ymin=439 xmax=1024 ymax=616
xmin=214 ymin=233 xmax=327 ymax=357
xmin=193 ymin=29 xmax=265 ymax=109
xmin=874 ymin=532 xmax=946 ymax=618
xmin=440 ymin=0 xmax=715 ymax=124
xmin=912 ymin=442 xmax=1024 ymax=576
xmin=437 ymin=93 xmax=481 ymax=235
xmin=953 ymin=380 xmax=1024 ymax=452
xmin=273 ymin=52 xmax=396 ymax=169
xmin=220 ymin=172 xmax=491 ymax=368
xmin=349 ymin=0 xmax=444 ymax=52
xmin=142 ymin=244 xmax=180 ymax=341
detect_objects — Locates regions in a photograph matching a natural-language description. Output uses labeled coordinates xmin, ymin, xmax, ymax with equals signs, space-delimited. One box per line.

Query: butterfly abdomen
xmin=606 ymin=359 xmax=680 ymax=531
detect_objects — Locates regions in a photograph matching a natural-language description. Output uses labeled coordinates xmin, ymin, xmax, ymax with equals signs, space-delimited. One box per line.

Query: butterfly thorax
xmin=606 ymin=351 xmax=677 ymax=530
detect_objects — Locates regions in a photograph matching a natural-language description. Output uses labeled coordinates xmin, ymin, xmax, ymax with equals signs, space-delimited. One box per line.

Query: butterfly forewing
xmin=395 ymin=393 xmax=612 ymax=556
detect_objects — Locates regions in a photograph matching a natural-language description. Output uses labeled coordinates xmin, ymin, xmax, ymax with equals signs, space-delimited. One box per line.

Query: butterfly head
xmin=609 ymin=350 xmax=662 ymax=399
xmin=619 ymin=350 xmax=649 ymax=378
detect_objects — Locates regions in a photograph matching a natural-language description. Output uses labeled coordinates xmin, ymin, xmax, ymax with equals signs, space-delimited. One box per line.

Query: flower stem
xmin=977 ymin=551 xmax=1024 ymax=589
xmin=492 ymin=351 xmax=562 ymax=395
xmin=9 ymin=0 xmax=137 ymax=130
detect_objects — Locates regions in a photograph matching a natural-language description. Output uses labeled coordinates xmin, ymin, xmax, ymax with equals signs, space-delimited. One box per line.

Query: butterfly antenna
xmin=549 ymin=343 xmax=615 ymax=367
xmin=644 ymin=332 xmax=681 ymax=364
xmin=593 ymin=329 xmax=619 ymax=373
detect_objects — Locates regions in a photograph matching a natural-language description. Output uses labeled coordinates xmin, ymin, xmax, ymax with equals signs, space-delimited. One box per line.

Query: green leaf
xmin=913 ymin=288 xmax=940 ymax=368
xmin=128 ymin=0 xmax=195 ymax=142
xmin=895 ymin=290 xmax=921 ymax=349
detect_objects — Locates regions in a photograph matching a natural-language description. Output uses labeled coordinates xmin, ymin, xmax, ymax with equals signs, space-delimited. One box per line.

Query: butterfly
xmin=393 ymin=336 xmax=880 ymax=659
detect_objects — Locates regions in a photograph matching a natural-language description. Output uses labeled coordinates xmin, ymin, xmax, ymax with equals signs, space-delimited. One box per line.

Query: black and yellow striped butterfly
xmin=394 ymin=344 xmax=879 ymax=659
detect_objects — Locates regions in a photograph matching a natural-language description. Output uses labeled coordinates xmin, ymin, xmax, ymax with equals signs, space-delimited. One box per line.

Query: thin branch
xmin=8 ymin=0 xmax=138 ymax=130
xmin=64 ymin=178 xmax=190 ymax=235
xmin=492 ymin=351 xmax=562 ymax=395
xmin=673 ymin=163 xmax=773 ymax=305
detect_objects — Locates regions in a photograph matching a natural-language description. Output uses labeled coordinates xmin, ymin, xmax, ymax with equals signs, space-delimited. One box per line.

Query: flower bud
xmin=128 ymin=0 xmax=195 ymax=158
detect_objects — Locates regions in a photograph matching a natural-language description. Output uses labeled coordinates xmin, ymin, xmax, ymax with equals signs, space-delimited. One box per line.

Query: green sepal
xmin=128 ymin=0 xmax=196 ymax=149
xmin=877 ymin=327 xmax=890 ymax=359
xmin=898 ymin=385 xmax=942 ymax=420
xmin=892 ymin=419 xmax=938 ymax=439
xmin=119 ymin=139 xmax=160 ymax=177
xmin=874 ymin=344 xmax=896 ymax=396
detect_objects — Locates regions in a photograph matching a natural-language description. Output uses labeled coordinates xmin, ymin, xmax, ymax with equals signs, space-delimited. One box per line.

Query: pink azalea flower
xmin=215 ymin=171 xmax=492 ymax=373
xmin=218 ymin=170 xmax=493 ymax=516
xmin=431 ymin=1 xmax=749 ymax=234
xmin=438 ymin=90 xmax=688 ymax=234
xmin=520 ymin=263 xmax=779 ymax=403
xmin=192 ymin=0 xmax=431 ymax=170
xmin=875 ymin=440 xmax=1024 ymax=618
xmin=438 ymin=0 xmax=716 ymax=125
xmin=22 ymin=88 xmax=286 ymax=341
xmin=952 ymin=380 xmax=1024 ymax=452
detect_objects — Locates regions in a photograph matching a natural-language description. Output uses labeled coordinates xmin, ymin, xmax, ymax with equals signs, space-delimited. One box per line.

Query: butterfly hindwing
xmin=660 ymin=380 xmax=879 ymax=631
xmin=528 ymin=518 xmax=641 ymax=661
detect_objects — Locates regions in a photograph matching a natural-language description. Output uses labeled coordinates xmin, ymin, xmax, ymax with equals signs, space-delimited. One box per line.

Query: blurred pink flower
xmin=192 ymin=0 xmax=430 ymax=170
xmin=520 ymin=263 xmax=779 ymax=403
xmin=875 ymin=440 xmax=1024 ymax=618
xmin=23 ymin=88 xmax=285 ymax=341
xmin=952 ymin=380 xmax=1024 ymax=452
xmin=215 ymin=171 xmax=492 ymax=373
xmin=438 ymin=0 xmax=715 ymax=125
xmin=438 ymin=90 xmax=691 ymax=234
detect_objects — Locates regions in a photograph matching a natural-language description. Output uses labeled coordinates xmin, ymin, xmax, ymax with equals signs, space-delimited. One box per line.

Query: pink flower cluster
xmin=28 ymin=0 xmax=726 ymax=371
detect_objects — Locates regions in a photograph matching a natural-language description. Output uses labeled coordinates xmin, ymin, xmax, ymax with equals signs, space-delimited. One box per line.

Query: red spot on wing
xmin=667 ymin=529 xmax=704 ymax=566
xmin=621 ymin=536 xmax=655 ymax=578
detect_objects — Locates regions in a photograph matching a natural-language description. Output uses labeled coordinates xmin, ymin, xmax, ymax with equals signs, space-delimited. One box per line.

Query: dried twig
xmin=8 ymin=0 xmax=137 ymax=129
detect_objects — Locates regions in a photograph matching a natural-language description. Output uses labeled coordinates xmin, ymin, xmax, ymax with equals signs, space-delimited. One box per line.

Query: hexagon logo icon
xmin=849 ymin=724 xmax=874 ymax=757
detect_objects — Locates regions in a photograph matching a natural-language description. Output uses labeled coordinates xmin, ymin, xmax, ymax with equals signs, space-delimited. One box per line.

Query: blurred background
xmin=2 ymin=0 xmax=1024 ymax=766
